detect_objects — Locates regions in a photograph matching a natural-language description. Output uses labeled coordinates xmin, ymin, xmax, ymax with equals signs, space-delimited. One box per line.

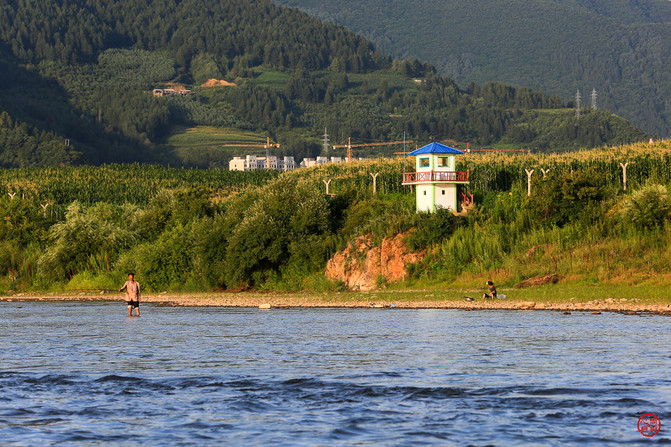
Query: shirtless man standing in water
xmin=119 ymin=273 xmax=141 ymax=317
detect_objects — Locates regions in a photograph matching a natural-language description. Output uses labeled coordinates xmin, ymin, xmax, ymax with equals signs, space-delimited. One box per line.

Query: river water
xmin=0 ymin=302 xmax=668 ymax=446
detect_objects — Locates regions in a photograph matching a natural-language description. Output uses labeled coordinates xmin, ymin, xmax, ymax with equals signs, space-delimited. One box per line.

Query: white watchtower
xmin=402 ymin=142 xmax=469 ymax=212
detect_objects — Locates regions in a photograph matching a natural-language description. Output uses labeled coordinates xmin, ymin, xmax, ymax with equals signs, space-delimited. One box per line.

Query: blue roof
xmin=408 ymin=142 xmax=464 ymax=156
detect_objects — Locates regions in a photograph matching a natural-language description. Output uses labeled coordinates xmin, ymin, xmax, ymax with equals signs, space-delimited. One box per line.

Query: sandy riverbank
xmin=2 ymin=290 xmax=670 ymax=315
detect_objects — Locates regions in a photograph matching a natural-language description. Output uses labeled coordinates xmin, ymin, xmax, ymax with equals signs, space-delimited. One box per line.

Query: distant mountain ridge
xmin=273 ymin=0 xmax=671 ymax=137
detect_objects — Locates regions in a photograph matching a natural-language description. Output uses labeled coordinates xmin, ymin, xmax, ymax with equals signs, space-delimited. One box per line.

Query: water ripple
xmin=0 ymin=303 xmax=669 ymax=445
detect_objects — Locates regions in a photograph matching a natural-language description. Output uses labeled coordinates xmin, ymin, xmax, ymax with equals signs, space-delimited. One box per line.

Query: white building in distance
xmin=230 ymin=155 xmax=359 ymax=171
xmin=229 ymin=155 xmax=296 ymax=171
xmin=300 ymin=156 xmax=345 ymax=168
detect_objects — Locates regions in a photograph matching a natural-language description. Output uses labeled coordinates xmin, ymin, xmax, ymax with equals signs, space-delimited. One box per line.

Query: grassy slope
xmin=157 ymin=125 xmax=272 ymax=167
xmin=160 ymin=126 xmax=269 ymax=149
xmin=442 ymin=229 xmax=671 ymax=291
xmin=249 ymin=70 xmax=291 ymax=88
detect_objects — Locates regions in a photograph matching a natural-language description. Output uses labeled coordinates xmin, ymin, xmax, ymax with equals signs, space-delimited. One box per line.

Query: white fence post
xmin=370 ymin=172 xmax=380 ymax=195
xmin=620 ymin=162 xmax=629 ymax=191
xmin=525 ymin=169 xmax=534 ymax=196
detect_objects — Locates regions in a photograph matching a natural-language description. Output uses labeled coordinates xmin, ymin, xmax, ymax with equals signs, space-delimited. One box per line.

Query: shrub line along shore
xmin=4 ymin=142 xmax=671 ymax=297
xmin=2 ymin=291 xmax=670 ymax=315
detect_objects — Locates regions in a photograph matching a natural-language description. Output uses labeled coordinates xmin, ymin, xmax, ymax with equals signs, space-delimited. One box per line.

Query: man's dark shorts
xmin=127 ymin=300 xmax=139 ymax=308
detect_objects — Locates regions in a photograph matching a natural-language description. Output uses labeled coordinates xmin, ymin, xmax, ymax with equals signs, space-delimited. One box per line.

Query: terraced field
xmin=158 ymin=126 xmax=273 ymax=168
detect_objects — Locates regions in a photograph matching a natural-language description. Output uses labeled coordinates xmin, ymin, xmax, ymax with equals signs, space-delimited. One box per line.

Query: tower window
xmin=423 ymin=191 xmax=427 ymax=195
xmin=442 ymin=190 xmax=445 ymax=195
xmin=419 ymin=157 xmax=430 ymax=167
xmin=438 ymin=157 xmax=449 ymax=167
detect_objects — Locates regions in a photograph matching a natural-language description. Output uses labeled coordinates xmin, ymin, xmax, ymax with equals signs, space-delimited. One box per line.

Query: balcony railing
xmin=402 ymin=171 xmax=469 ymax=183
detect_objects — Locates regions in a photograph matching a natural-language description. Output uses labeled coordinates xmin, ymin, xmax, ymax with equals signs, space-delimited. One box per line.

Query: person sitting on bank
xmin=483 ymin=280 xmax=497 ymax=299
xmin=119 ymin=273 xmax=141 ymax=317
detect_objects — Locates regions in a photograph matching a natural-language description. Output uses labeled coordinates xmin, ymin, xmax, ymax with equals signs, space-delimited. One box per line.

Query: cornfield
xmin=287 ymin=140 xmax=671 ymax=195
xmin=460 ymin=140 xmax=671 ymax=193
xmin=286 ymin=159 xmax=408 ymax=195
xmin=0 ymin=164 xmax=280 ymax=206
xmin=2 ymin=140 xmax=670 ymax=211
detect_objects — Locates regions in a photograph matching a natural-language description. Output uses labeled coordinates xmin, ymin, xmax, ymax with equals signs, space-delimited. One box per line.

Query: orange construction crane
xmin=394 ymin=141 xmax=530 ymax=155
xmin=332 ymin=137 xmax=413 ymax=162
xmin=393 ymin=145 xmax=419 ymax=155
xmin=220 ymin=137 xmax=280 ymax=168
xmin=457 ymin=142 xmax=530 ymax=154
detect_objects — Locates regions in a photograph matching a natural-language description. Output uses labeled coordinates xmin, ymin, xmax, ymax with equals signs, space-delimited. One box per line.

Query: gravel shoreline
xmin=2 ymin=292 xmax=670 ymax=315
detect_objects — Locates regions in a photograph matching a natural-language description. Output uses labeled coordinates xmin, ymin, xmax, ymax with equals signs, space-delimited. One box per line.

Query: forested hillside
xmin=274 ymin=0 xmax=671 ymax=137
xmin=0 ymin=0 xmax=647 ymax=167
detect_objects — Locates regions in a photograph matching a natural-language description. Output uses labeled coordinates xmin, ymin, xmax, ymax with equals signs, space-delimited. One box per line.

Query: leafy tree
xmin=526 ymin=169 xmax=613 ymax=227
xmin=224 ymin=177 xmax=331 ymax=287
xmin=38 ymin=202 xmax=133 ymax=280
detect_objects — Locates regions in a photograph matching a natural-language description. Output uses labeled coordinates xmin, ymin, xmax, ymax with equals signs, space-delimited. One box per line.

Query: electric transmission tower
xmin=575 ymin=89 xmax=581 ymax=118
xmin=322 ymin=127 xmax=330 ymax=157
xmin=590 ymin=88 xmax=597 ymax=110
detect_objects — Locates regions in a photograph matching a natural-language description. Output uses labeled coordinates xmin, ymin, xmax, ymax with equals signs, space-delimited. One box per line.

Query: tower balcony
xmin=402 ymin=170 xmax=469 ymax=185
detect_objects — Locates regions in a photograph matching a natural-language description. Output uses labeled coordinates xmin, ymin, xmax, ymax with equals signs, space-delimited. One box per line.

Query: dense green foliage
xmin=1 ymin=0 xmax=381 ymax=71
xmin=0 ymin=46 xmax=155 ymax=165
xmin=0 ymin=0 xmax=647 ymax=168
xmin=0 ymin=112 xmax=79 ymax=167
xmin=618 ymin=184 xmax=671 ymax=231
xmin=3 ymin=141 xmax=671 ymax=293
xmin=274 ymin=0 xmax=671 ymax=137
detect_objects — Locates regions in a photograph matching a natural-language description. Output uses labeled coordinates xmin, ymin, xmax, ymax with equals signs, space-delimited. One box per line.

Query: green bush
xmin=339 ymin=193 xmax=414 ymax=244
xmin=526 ymin=169 xmax=613 ymax=227
xmin=129 ymin=190 xmax=174 ymax=241
xmin=224 ymin=177 xmax=332 ymax=287
xmin=38 ymin=202 xmax=133 ymax=281
xmin=67 ymin=270 xmax=124 ymax=291
xmin=618 ymin=184 xmax=671 ymax=231
xmin=0 ymin=196 xmax=52 ymax=246
xmin=172 ymin=187 xmax=216 ymax=226
xmin=134 ymin=224 xmax=195 ymax=291
xmin=0 ymin=240 xmax=21 ymax=276
xmin=190 ymin=213 xmax=233 ymax=289
xmin=405 ymin=209 xmax=465 ymax=250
